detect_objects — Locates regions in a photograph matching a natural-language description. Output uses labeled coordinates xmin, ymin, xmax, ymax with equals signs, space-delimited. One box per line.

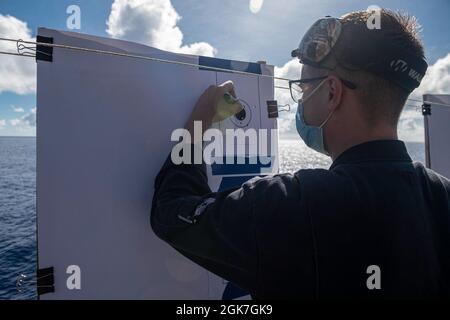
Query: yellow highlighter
xmin=212 ymin=92 xmax=244 ymax=123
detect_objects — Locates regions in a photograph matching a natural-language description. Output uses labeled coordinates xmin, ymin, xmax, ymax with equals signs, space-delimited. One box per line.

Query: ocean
xmin=0 ymin=137 xmax=425 ymax=300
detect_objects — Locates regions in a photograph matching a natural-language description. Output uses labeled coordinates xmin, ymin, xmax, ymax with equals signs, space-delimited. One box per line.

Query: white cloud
xmin=274 ymin=58 xmax=301 ymax=106
xmin=12 ymin=106 xmax=25 ymax=113
xmin=22 ymin=107 xmax=36 ymax=126
xmin=9 ymin=118 xmax=21 ymax=126
xmin=106 ymin=0 xmax=217 ymax=57
xmin=273 ymin=59 xmax=301 ymax=140
xmin=398 ymin=108 xmax=424 ymax=142
xmin=9 ymin=107 xmax=36 ymax=127
xmin=0 ymin=14 xmax=36 ymax=94
xmin=177 ymin=42 xmax=216 ymax=57
xmin=397 ymin=52 xmax=450 ymax=142
xmin=0 ymin=107 xmax=36 ymax=136
xmin=413 ymin=53 xmax=450 ymax=98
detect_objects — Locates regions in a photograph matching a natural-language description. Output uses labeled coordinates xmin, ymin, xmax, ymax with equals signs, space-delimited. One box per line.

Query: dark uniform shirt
xmin=151 ymin=139 xmax=450 ymax=299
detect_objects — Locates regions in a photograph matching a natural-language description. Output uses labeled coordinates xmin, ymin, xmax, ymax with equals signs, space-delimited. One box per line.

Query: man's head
xmin=292 ymin=9 xmax=427 ymax=158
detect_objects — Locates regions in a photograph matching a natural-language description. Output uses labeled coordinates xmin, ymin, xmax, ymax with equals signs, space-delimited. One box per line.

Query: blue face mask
xmin=295 ymin=79 xmax=334 ymax=156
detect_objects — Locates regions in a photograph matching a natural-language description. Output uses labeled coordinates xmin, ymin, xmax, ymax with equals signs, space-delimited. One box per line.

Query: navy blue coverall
xmin=151 ymin=139 xmax=450 ymax=299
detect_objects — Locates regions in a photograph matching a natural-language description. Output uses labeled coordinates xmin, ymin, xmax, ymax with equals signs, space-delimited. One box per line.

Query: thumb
xmin=218 ymin=80 xmax=237 ymax=98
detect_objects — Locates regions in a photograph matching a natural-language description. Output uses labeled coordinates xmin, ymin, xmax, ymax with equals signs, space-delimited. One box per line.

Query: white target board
xmin=36 ymin=28 xmax=278 ymax=299
xmin=423 ymin=94 xmax=450 ymax=179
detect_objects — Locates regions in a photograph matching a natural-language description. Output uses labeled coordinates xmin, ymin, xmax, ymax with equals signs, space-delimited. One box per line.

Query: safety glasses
xmin=288 ymin=76 xmax=356 ymax=102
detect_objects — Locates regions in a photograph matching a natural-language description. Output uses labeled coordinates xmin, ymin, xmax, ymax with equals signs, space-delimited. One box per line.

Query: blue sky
xmin=2 ymin=0 xmax=450 ymax=63
xmin=0 ymin=0 xmax=450 ymax=138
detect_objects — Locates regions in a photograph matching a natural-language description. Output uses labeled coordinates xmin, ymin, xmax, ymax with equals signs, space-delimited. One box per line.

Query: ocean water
xmin=0 ymin=137 xmax=36 ymax=300
xmin=0 ymin=137 xmax=425 ymax=300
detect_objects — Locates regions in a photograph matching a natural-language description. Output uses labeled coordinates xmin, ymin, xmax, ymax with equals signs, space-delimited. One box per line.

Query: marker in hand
xmin=212 ymin=92 xmax=244 ymax=123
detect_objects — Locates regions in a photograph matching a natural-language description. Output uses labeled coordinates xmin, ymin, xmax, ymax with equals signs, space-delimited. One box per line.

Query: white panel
xmin=36 ymin=28 xmax=277 ymax=299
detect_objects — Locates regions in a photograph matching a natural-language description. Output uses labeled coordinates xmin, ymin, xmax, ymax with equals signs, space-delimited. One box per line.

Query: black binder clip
xmin=267 ymin=100 xmax=290 ymax=118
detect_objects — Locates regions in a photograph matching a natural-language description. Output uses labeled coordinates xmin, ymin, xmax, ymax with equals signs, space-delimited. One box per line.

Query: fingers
xmin=219 ymin=80 xmax=237 ymax=98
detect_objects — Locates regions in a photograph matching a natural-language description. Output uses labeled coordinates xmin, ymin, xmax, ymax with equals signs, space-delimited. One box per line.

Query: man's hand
xmin=184 ymin=81 xmax=242 ymax=137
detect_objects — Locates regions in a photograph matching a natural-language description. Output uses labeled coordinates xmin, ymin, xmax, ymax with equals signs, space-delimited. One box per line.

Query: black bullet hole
xmin=235 ymin=108 xmax=246 ymax=121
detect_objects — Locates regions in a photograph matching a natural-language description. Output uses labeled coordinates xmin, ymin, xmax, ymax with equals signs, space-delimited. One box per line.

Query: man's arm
xmin=150 ymin=81 xmax=314 ymax=298
xmin=150 ymin=144 xmax=260 ymax=294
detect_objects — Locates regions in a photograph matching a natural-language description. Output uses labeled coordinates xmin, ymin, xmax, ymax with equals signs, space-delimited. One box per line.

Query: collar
xmin=329 ymin=139 xmax=413 ymax=170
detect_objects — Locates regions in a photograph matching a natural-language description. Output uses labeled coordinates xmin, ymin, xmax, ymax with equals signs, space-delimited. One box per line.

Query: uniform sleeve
xmin=150 ymin=143 xmax=262 ymax=294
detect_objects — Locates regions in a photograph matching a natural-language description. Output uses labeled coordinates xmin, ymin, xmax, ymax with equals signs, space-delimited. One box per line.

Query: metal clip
xmin=422 ymin=103 xmax=431 ymax=116
xmin=15 ymin=271 xmax=54 ymax=293
xmin=267 ymin=100 xmax=291 ymax=118
xmin=16 ymin=39 xmax=38 ymax=57
xmin=16 ymin=38 xmax=53 ymax=61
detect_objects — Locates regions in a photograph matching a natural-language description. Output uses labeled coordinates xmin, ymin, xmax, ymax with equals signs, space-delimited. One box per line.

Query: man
xmin=151 ymin=10 xmax=450 ymax=299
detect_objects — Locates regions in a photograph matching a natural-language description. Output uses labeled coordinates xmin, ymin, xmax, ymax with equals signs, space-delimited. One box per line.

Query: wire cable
xmin=1 ymin=36 xmax=450 ymax=108
xmin=0 ymin=36 xmax=291 ymax=81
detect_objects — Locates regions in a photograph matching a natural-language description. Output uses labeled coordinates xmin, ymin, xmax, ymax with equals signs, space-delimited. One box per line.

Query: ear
xmin=326 ymin=75 xmax=343 ymax=111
